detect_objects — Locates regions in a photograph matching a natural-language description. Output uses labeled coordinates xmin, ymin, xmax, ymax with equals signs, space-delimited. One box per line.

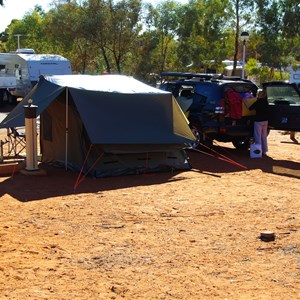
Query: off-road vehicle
xmin=160 ymin=72 xmax=259 ymax=149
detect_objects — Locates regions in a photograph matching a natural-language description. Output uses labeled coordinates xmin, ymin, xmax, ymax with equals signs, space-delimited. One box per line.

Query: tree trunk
xmin=101 ymin=46 xmax=111 ymax=73
xmin=232 ymin=0 xmax=240 ymax=76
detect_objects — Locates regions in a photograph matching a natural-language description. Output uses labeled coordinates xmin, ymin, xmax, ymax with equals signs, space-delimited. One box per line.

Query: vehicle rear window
xmin=266 ymin=86 xmax=300 ymax=104
xmin=194 ymin=82 xmax=221 ymax=100
xmin=224 ymin=83 xmax=256 ymax=95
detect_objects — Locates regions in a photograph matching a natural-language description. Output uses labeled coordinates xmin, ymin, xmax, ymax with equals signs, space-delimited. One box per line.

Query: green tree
xmin=176 ymin=0 xmax=232 ymax=73
xmin=44 ymin=1 xmax=91 ymax=73
xmin=1 ymin=0 xmax=299 ymax=81
xmin=4 ymin=6 xmax=46 ymax=52
xmin=77 ymin=0 xmax=142 ymax=74
xmin=229 ymin=0 xmax=255 ymax=76
xmin=282 ymin=0 xmax=300 ymax=39
xmin=254 ymin=0 xmax=287 ymax=79
xmin=145 ymin=0 xmax=180 ymax=73
xmin=281 ymin=0 xmax=300 ymax=66
xmin=78 ymin=0 xmax=112 ymax=73
xmin=106 ymin=0 xmax=143 ymax=74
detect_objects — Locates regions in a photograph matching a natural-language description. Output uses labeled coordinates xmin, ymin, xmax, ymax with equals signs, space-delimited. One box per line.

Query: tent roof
xmin=0 ymin=74 xmax=195 ymax=145
xmin=46 ymin=74 xmax=169 ymax=93
xmin=0 ymin=75 xmax=169 ymax=129
xmin=0 ymin=77 xmax=65 ymax=128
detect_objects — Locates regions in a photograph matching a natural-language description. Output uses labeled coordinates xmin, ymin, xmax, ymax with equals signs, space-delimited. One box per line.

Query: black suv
xmin=160 ymin=72 xmax=259 ymax=149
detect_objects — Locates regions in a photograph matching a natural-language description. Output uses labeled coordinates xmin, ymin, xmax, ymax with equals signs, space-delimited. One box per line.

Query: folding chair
xmin=6 ymin=127 xmax=26 ymax=156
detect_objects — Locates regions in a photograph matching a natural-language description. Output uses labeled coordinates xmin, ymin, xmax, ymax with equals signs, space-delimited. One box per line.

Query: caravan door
xmin=264 ymin=81 xmax=300 ymax=131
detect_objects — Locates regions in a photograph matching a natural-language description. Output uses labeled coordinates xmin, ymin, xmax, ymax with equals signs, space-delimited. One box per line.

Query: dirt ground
xmin=0 ymin=127 xmax=299 ymax=300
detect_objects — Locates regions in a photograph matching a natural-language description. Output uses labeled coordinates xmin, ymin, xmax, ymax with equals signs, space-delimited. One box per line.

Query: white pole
xmin=242 ymin=40 xmax=246 ymax=79
xmin=14 ymin=34 xmax=21 ymax=49
xmin=65 ymin=87 xmax=69 ymax=170
xmin=24 ymin=100 xmax=38 ymax=171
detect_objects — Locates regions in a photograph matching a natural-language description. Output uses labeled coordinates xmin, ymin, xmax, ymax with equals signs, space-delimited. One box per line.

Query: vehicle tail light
xmin=215 ymin=98 xmax=225 ymax=114
xmin=214 ymin=106 xmax=224 ymax=114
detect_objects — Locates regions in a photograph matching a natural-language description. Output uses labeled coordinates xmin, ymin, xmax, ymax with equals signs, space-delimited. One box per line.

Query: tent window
xmin=42 ymin=110 xmax=53 ymax=141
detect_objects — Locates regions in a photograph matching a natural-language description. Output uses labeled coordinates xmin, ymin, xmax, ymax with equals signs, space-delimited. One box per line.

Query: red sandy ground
xmin=0 ymin=127 xmax=299 ymax=300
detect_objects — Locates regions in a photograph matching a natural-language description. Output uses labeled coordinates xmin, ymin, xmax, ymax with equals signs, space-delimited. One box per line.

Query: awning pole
xmin=65 ymin=87 xmax=69 ymax=170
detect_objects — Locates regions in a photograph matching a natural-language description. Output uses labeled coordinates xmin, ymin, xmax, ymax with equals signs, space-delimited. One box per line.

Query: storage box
xmin=242 ymin=97 xmax=257 ymax=116
xmin=250 ymin=144 xmax=262 ymax=158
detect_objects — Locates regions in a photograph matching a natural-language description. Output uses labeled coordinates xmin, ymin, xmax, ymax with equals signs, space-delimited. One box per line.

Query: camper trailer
xmin=0 ymin=49 xmax=72 ymax=106
xmin=0 ymin=74 xmax=196 ymax=177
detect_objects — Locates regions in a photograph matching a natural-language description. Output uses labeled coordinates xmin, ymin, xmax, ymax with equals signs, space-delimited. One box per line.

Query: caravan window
xmin=0 ymin=64 xmax=6 ymax=73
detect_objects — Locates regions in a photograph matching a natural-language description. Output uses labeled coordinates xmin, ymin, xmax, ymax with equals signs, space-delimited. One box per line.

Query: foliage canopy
xmin=0 ymin=0 xmax=299 ymax=85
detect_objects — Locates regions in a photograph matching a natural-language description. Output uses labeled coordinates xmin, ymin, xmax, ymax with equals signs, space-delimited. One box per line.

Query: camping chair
xmin=6 ymin=127 xmax=26 ymax=157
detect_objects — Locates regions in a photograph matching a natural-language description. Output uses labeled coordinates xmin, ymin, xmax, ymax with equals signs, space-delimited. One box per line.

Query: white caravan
xmin=0 ymin=49 xmax=72 ymax=105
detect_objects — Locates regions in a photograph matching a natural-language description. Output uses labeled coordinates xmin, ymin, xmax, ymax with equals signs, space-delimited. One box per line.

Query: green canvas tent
xmin=0 ymin=74 xmax=196 ymax=177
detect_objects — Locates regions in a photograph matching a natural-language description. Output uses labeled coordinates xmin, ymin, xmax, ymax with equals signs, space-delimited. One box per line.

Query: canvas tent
xmin=0 ymin=74 xmax=196 ymax=177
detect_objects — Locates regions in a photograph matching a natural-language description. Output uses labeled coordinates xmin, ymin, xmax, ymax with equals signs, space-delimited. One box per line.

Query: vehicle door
xmin=264 ymin=82 xmax=300 ymax=131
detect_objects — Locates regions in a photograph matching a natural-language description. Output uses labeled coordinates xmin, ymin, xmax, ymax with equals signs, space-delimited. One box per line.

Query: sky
xmin=0 ymin=0 xmax=188 ymax=33
xmin=0 ymin=1 xmax=52 ymax=32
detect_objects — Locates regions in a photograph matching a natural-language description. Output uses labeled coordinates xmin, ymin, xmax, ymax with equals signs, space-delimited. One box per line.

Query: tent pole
xmin=65 ymin=87 xmax=69 ymax=170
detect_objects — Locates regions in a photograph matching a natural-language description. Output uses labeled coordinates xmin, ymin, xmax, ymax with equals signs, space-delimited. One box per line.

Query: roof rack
xmin=161 ymin=72 xmax=223 ymax=80
xmin=160 ymin=71 xmax=255 ymax=83
xmin=221 ymin=75 xmax=241 ymax=80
